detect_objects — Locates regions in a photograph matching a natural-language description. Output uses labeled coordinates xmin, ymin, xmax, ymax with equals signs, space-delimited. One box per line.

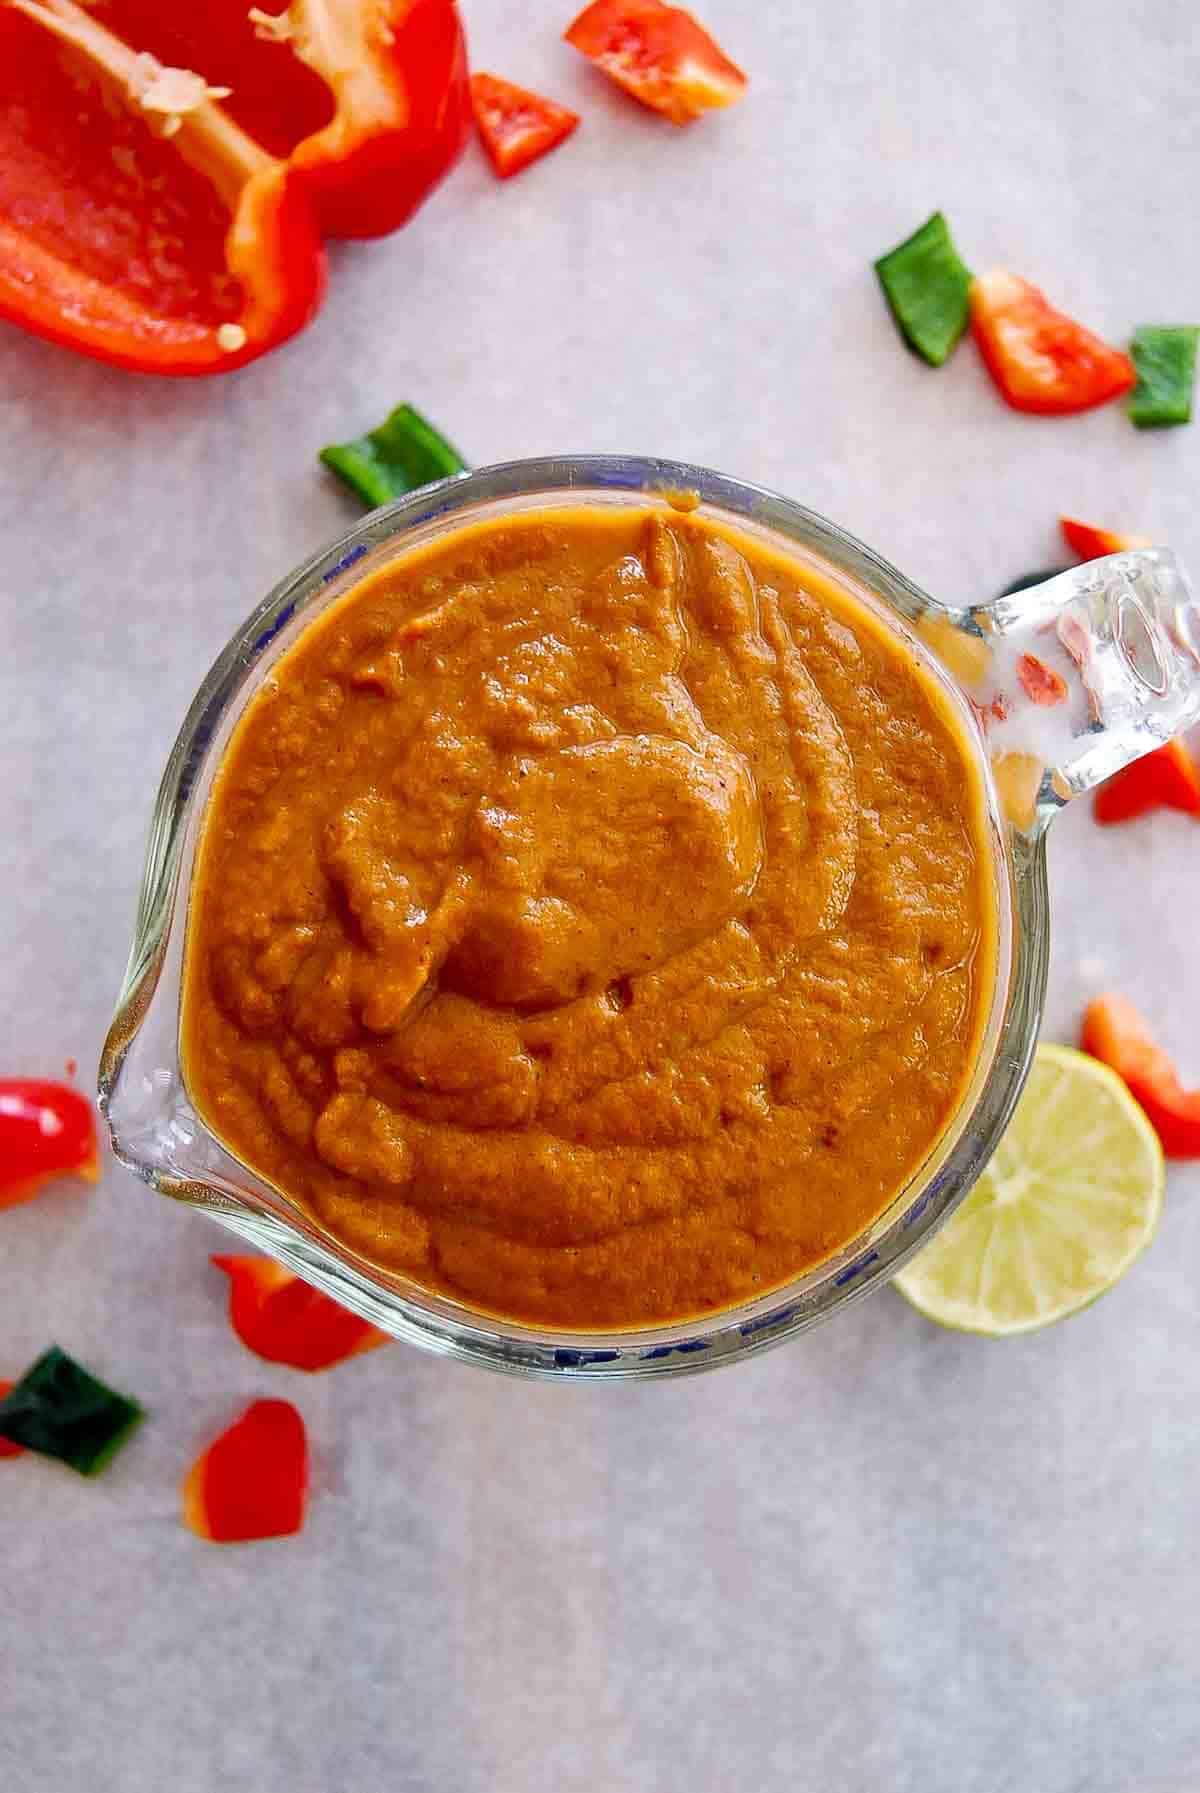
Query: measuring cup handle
xmin=925 ymin=549 xmax=1200 ymax=831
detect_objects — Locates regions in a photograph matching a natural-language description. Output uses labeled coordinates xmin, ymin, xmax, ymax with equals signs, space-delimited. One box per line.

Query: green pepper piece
xmin=320 ymin=403 xmax=467 ymax=508
xmin=875 ymin=212 xmax=973 ymax=367
xmin=0 ymin=1346 xmax=143 ymax=1476
xmin=1128 ymin=326 xmax=1199 ymax=428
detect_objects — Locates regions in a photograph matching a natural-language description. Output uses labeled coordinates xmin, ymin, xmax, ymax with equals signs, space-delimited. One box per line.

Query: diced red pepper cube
xmin=182 ymin=1399 xmax=308 ymax=1543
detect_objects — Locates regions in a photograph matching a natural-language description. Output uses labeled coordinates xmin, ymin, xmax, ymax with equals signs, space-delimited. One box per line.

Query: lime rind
xmin=893 ymin=1044 xmax=1164 ymax=1335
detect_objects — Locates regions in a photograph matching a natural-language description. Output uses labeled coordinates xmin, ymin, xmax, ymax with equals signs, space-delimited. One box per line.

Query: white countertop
xmin=4 ymin=1 xmax=1199 ymax=1787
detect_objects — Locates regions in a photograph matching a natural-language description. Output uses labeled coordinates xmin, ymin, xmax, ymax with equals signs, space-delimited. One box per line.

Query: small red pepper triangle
xmin=470 ymin=73 xmax=580 ymax=178
xmin=970 ymin=274 xmax=1135 ymax=414
xmin=182 ymin=1399 xmax=308 ymax=1543
xmin=0 ymin=1381 xmax=26 ymax=1459
xmin=212 ymin=1254 xmax=390 ymax=1372
xmin=0 ymin=1080 xmax=99 ymax=1210
xmin=1082 ymin=995 xmax=1200 ymax=1159
xmin=1060 ymin=516 xmax=1150 ymax=561
xmin=1093 ymin=737 xmax=1200 ymax=824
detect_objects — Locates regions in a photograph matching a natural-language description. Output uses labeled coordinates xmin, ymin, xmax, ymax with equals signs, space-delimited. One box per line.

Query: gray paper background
xmin=3 ymin=2 xmax=1199 ymax=1788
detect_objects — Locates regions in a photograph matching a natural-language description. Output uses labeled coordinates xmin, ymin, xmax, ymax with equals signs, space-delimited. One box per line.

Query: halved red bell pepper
xmin=470 ymin=74 xmax=579 ymax=178
xmin=213 ymin=1254 xmax=390 ymax=1371
xmin=565 ymin=0 xmax=746 ymax=125
xmin=970 ymin=272 xmax=1135 ymax=414
xmin=1093 ymin=738 xmax=1200 ymax=824
xmin=0 ymin=1382 xmax=25 ymax=1459
xmin=1060 ymin=516 xmax=1150 ymax=560
xmin=0 ymin=0 xmax=468 ymax=375
xmin=182 ymin=1398 xmax=308 ymax=1542
xmin=0 ymin=1079 xmax=99 ymax=1209
xmin=1082 ymin=994 xmax=1200 ymax=1157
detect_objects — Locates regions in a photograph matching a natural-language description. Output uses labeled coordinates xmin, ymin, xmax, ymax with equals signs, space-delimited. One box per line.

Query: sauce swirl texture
xmin=184 ymin=507 xmax=993 ymax=1326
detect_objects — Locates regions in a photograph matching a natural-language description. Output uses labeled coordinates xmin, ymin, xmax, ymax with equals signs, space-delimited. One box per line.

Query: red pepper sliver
xmin=469 ymin=74 xmax=579 ymax=178
xmin=212 ymin=1255 xmax=390 ymax=1371
xmin=1016 ymin=653 xmax=1068 ymax=706
xmin=1060 ymin=516 xmax=1150 ymax=561
xmin=970 ymin=273 xmax=1135 ymax=415
xmin=182 ymin=1399 xmax=308 ymax=1543
xmin=1082 ymin=995 xmax=1200 ymax=1159
xmin=565 ymin=0 xmax=746 ymax=125
xmin=0 ymin=1080 xmax=99 ymax=1210
xmin=1093 ymin=738 xmax=1200 ymax=824
xmin=0 ymin=1381 xmax=25 ymax=1459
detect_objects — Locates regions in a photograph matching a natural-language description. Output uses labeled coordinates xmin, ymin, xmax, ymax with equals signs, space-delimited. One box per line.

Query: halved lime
xmin=893 ymin=1043 xmax=1164 ymax=1335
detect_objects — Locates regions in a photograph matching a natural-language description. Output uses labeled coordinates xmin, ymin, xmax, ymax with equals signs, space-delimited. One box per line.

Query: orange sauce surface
xmin=184 ymin=505 xmax=995 ymax=1327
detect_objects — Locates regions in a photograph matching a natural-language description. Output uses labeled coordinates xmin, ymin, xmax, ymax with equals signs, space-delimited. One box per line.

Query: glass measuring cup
xmin=99 ymin=457 xmax=1200 ymax=1379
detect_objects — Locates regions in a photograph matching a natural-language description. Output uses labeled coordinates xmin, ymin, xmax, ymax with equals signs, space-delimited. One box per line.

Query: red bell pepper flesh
xmin=0 ymin=1 xmax=325 ymax=374
xmin=0 ymin=1381 xmax=26 ymax=1459
xmin=182 ymin=1399 xmax=308 ymax=1542
xmin=110 ymin=0 xmax=472 ymax=241
xmin=970 ymin=272 xmax=1136 ymax=415
xmin=470 ymin=74 xmax=580 ymax=179
xmin=1082 ymin=994 xmax=1200 ymax=1158
xmin=0 ymin=0 xmax=468 ymax=373
xmin=565 ymin=0 xmax=747 ymax=126
xmin=1093 ymin=738 xmax=1200 ymax=824
xmin=0 ymin=11 xmax=243 ymax=332
xmin=1060 ymin=516 xmax=1150 ymax=561
xmin=213 ymin=1254 xmax=390 ymax=1371
xmin=287 ymin=0 xmax=472 ymax=240
xmin=95 ymin=0 xmax=336 ymax=161
xmin=0 ymin=1080 xmax=99 ymax=1209
xmin=120 ymin=0 xmax=472 ymax=240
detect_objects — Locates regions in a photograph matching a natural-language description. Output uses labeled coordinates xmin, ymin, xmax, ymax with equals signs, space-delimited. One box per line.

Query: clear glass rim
xmin=99 ymin=455 xmax=1048 ymax=1380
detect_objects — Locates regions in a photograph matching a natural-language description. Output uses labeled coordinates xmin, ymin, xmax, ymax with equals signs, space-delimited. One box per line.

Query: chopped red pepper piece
xmin=1060 ymin=516 xmax=1150 ymax=560
xmin=1082 ymin=995 xmax=1200 ymax=1158
xmin=969 ymin=272 xmax=1135 ymax=415
xmin=0 ymin=1080 xmax=99 ymax=1209
xmin=182 ymin=1398 xmax=308 ymax=1542
xmin=0 ymin=0 xmax=468 ymax=375
xmin=1016 ymin=653 xmax=1068 ymax=706
xmin=469 ymin=73 xmax=579 ymax=178
xmin=565 ymin=0 xmax=747 ymax=125
xmin=212 ymin=1254 xmax=390 ymax=1371
xmin=1093 ymin=737 xmax=1200 ymax=824
xmin=0 ymin=1381 xmax=26 ymax=1459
